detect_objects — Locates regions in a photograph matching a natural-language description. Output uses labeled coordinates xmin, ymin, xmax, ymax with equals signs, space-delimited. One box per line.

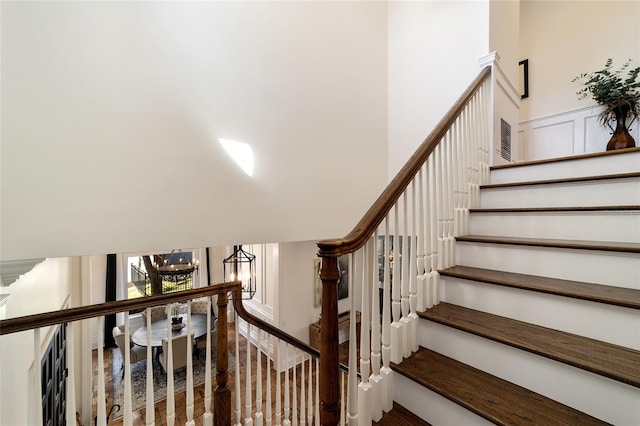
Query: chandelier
xmin=223 ymin=245 xmax=256 ymax=300
xmin=156 ymin=249 xmax=199 ymax=283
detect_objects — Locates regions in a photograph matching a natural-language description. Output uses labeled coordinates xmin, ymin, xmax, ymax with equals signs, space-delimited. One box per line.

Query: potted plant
xmin=573 ymin=58 xmax=640 ymax=150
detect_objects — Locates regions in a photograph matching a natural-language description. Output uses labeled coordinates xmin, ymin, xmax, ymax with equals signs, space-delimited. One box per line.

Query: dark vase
xmin=606 ymin=102 xmax=636 ymax=151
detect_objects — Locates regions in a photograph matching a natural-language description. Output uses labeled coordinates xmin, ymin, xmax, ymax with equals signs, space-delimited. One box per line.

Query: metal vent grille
xmin=500 ymin=118 xmax=511 ymax=161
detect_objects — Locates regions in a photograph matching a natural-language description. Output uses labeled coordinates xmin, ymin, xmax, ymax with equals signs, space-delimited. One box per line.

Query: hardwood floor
xmin=93 ymin=320 xmax=423 ymax=425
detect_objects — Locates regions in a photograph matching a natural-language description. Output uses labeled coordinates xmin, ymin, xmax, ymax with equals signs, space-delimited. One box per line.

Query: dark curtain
xmin=104 ymin=254 xmax=117 ymax=348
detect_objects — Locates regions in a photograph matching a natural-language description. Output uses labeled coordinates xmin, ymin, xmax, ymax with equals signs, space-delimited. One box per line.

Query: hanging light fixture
xmin=156 ymin=249 xmax=199 ymax=283
xmin=223 ymin=245 xmax=256 ymax=300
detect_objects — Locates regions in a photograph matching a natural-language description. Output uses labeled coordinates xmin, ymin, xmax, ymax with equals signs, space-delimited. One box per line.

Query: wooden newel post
xmin=319 ymin=255 xmax=341 ymax=426
xmin=214 ymin=291 xmax=231 ymax=426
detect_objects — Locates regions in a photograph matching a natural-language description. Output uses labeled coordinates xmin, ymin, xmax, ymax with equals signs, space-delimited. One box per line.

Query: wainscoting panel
xmin=519 ymin=106 xmax=639 ymax=161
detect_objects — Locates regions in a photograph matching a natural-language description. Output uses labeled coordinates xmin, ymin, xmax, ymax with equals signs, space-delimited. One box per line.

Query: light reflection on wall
xmin=219 ymin=138 xmax=254 ymax=177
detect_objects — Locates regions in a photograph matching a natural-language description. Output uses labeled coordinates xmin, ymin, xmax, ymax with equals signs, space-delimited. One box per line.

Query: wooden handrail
xmin=0 ymin=282 xmax=239 ymax=335
xmin=317 ymin=66 xmax=492 ymax=258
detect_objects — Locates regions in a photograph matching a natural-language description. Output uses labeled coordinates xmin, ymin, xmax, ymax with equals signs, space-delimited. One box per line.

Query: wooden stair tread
xmin=440 ymin=265 xmax=640 ymax=309
xmin=392 ymin=347 xmax=609 ymax=426
xmin=419 ymin=303 xmax=640 ymax=388
xmin=456 ymin=235 xmax=640 ymax=254
xmin=373 ymin=402 xmax=432 ymax=426
xmin=470 ymin=205 xmax=640 ymax=213
xmin=490 ymin=147 xmax=640 ymax=170
xmin=480 ymin=171 xmax=640 ymax=189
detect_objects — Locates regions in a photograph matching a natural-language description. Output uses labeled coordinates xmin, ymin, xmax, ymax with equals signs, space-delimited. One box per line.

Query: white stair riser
xmin=440 ymin=276 xmax=640 ymax=349
xmin=490 ymin=151 xmax=640 ymax=184
xmin=455 ymin=242 xmax=640 ymax=289
xmin=480 ymin=178 xmax=640 ymax=209
xmin=419 ymin=321 xmax=639 ymax=425
xmin=393 ymin=372 xmax=493 ymax=426
xmin=469 ymin=212 xmax=640 ymax=243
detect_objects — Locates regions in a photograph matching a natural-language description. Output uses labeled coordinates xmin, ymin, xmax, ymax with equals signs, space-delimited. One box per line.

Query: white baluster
xmin=300 ymin=355 xmax=306 ymax=426
xmin=416 ymin=166 xmax=427 ymax=313
xmin=424 ymin=160 xmax=434 ymax=310
xmin=307 ymin=355 xmax=313 ymax=426
xmin=390 ymin=204 xmax=403 ymax=364
xmin=96 ymin=317 xmax=107 ymax=426
xmin=358 ymin=240 xmax=373 ymax=426
xmin=256 ymin=330 xmax=264 ymax=426
xmin=65 ymin=322 xmax=77 ymax=426
xmin=275 ymin=339 xmax=282 ymax=426
xmin=292 ymin=351 xmax=298 ymax=426
xmin=408 ymin=180 xmax=419 ymax=353
xmin=380 ymin=217 xmax=394 ymax=412
xmin=401 ymin=192 xmax=411 ymax=358
xmin=235 ymin=313 xmax=242 ymax=426
xmin=315 ymin=358 xmax=320 ymax=425
xmin=339 ymin=370 xmax=346 ymax=426
xmin=370 ymin=231 xmax=383 ymax=422
xmin=245 ymin=322 xmax=253 ymax=426
xmin=143 ymin=308 xmax=155 ymax=426
xmin=347 ymin=252 xmax=358 ymax=425
xmin=124 ymin=312 xmax=134 ymax=426
xmin=203 ymin=299 xmax=213 ymax=426
xmin=266 ymin=334 xmax=272 ymax=426
xmin=284 ymin=344 xmax=291 ymax=426
xmin=186 ymin=302 xmax=195 ymax=426
xmin=428 ymin=153 xmax=441 ymax=305
xmin=165 ymin=308 xmax=175 ymax=426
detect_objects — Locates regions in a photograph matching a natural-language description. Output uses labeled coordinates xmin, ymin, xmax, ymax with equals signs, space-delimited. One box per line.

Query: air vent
xmin=500 ymin=118 xmax=511 ymax=161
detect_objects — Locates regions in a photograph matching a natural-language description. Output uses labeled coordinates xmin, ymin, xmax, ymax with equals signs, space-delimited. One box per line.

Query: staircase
xmin=391 ymin=149 xmax=640 ymax=425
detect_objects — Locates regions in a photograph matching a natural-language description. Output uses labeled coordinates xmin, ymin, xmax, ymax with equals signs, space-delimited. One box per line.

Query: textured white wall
xmin=1 ymin=1 xmax=388 ymax=261
xmin=387 ymin=0 xmax=490 ymax=178
xmin=519 ymin=0 xmax=640 ymax=121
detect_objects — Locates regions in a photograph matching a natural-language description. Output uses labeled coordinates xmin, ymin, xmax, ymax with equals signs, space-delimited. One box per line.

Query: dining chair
xmin=159 ymin=332 xmax=194 ymax=374
xmin=194 ymin=318 xmax=218 ymax=358
xmin=141 ymin=305 xmax=167 ymax=324
xmin=112 ymin=325 xmax=147 ymax=377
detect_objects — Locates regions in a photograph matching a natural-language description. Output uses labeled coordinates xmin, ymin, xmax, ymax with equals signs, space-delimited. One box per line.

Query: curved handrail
xmin=317 ymin=66 xmax=491 ymax=258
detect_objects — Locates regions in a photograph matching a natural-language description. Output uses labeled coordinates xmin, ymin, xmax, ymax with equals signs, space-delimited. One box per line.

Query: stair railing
xmin=0 ymin=281 xmax=342 ymax=426
xmin=316 ymin=66 xmax=492 ymax=424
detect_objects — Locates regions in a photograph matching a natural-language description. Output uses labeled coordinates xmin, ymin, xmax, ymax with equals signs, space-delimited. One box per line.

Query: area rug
xmin=111 ymin=347 xmax=236 ymax=419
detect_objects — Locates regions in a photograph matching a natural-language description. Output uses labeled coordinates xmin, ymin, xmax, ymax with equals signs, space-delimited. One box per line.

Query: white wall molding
xmin=518 ymin=105 xmax=639 ymax=161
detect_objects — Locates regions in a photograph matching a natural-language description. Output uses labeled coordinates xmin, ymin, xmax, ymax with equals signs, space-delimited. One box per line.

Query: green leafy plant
xmin=573 ymin=58 xmax=640 ymax=129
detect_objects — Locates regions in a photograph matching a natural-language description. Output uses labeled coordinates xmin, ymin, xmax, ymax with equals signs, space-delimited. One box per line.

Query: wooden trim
xmin=480 ymin=172 xmax=640 ymax=189
xmin=456 ymin=235 xmax=640 ymax=254
xmin=490 ymin=146 xmax=640 ymax=170
xmin=317 ymin=66 xmax=492 ymax=258
xmin=469 ymin=205 xmax=640 ymax=213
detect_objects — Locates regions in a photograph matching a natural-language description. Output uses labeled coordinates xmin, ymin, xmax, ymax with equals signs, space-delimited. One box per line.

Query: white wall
xmin=387 ymin=0 xmax=490 ymax=177
xmin=519 ymin=0 xmax=640 ymax=122
xmin=1 ymin=1 xmax=388 ymax=261
xmin=0 ymin=257 xmax=78 ymax=426
xmin=278 ymin=240 xmax=353 ymax=344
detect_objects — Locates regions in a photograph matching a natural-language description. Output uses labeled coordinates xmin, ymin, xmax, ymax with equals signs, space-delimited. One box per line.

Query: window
xmin=126 ymin=252 xmax=195 ymax=300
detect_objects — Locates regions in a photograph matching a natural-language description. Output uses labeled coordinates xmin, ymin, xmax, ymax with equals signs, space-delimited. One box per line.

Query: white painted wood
xmin=401 ymin=194 xmax=411 ymax=358
xmin=340 ymin=370 xmax=346 ymax=426
xmin=357 ymin=241 xmax=372 ymax=426
xmin=307 ymin=357 xmax=313 ymax=426
xmin=164 ymin=310 xmax=175 ymax=426
xmin=489 ymin=150 xmax=640 ymax=184
xmin=234 ymin=315 xmax=242 ymax=426
xmin=419 ymin=321 xmax=640 ymax=425
xmin=393 ymin=372 xmax=493 ymax=426
xmin=480 ymin=177 xmax=640 ymax=209
xmin=275 ymin=339 xmax=282 ymax=426
xmin=283 ymin=344 xmax=291 ymax=426
xmin=417 ymin=168 xmax=427 ymax=313
xmin=390 ymin=205 xmax=403 ymax=364
xmin=469 ymin=210 xmax=640 ymax=243
xmin=245 ymin=322 xmax=253 ymax=426
xmin=96 ymin=317 xmax=107 ymax=426
xmin=292 ymin=351 xmax=297 ymax=426
xmin=145 ymin=309 xmax=155 ymax=426
xmin=30 ymin=328 xmax=43 ymax=426
xmin=441 ymin=276 xmax=640 ymax=349
xmin=255 ymin=330 xmax=264 ymax=426
xmin=370 ymin=232 xmax=383 ymax=422
xmin=265 ymin=335 xmax=272 ymax=426
xmin=299 ymin=355 xmax=306 ymax=426
xmin=518 ymin=105 xmax=640 ymax=162
xmin=380 ymin=219 xmax=394 ymax=413
xmin=203 ymin=300 xmax=213 ymax=426
xmin=186 ymin=302 xmax=195 ymax=426
xmin=315 ymin=358 xmax=320 ymax=425
xmin=456 ymin=241 xmax=640 ymax=289
xmin=347 ymin=253 xmax=358 ymax=425
xmin=124 ymin=312 xmax=134 ymax=426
